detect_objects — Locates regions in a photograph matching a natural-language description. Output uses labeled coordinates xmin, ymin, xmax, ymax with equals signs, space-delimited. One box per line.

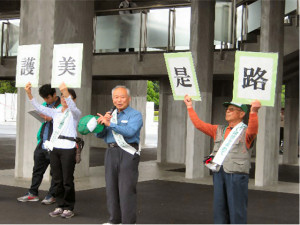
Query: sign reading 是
xmin=164 ymin=52 xmax=201 ymax=101
xmin=16 ymin=44 xmax=41 ymax=87
xmin=233 ymin=51 xmax=278 ymax=106
xmin=51 ymin=43 xmax=83 ymax=88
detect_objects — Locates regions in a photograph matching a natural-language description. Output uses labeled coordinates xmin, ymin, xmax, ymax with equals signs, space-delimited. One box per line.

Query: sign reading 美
xmin=51 ymin=43 xmax=83 ymax=88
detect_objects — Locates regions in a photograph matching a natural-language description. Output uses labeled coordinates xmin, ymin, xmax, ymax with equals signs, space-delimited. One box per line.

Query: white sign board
xmin=51 ymin=43 xmax=83 ymax=88
xmin=164 ymin=52 xmax=201 ymax=101
xmin=15 ymin=44 xmax=41 ymax=87
xmin=233 ymin=51 xmax=278 ymax=106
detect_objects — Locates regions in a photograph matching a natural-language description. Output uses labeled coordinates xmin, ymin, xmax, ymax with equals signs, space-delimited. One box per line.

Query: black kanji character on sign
xmin=58 ymin=56 xmax=76 ymax=76
xmin=174 ymin=67 xmax=192 ymax=87
xmin=242 ymin=67 xmax=268 ymax=90
xmin=21 ymin=57 xmax=35 ymax=75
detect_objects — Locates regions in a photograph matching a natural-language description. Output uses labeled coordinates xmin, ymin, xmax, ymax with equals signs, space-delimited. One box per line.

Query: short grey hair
xmin=111 ymin=85 xmax=131 ymax=96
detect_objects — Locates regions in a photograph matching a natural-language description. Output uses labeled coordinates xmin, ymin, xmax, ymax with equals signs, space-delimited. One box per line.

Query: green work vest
xmin=211 ymin=125 xmax=253 ymax=174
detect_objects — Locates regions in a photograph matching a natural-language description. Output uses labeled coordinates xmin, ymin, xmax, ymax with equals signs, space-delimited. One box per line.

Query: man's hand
xmin=104 ymin=111 xmax=112 ymax=121
xmin=59 ymin=82 xmax=69 ymax=98
xmin=24 ymin=82 xmax=33 ymax=100
xmin=184 ymin=94 xmax=193 ymax=108
xmin=97 ymin=113 xmax=111 ymax=127
xmin=250 ymin=100 xmax=261 ymax=113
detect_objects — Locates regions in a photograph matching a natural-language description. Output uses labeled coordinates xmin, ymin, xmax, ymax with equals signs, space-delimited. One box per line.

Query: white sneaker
xmin=49 ymin=208 xmax=63 ymax=217
xmin=61 ymin=209 xmax=75 ymax=218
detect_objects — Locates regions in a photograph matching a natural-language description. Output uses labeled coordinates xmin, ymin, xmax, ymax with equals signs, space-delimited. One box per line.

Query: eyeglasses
xmin=226 ymin=107 xmax=242 ymax=112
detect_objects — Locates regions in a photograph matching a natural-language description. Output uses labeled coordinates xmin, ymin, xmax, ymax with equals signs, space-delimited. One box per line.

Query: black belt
xmin=108 ymin=142 xmax=138 ymax=150
xmin=58 ymin=135 xmax=76 ymax=142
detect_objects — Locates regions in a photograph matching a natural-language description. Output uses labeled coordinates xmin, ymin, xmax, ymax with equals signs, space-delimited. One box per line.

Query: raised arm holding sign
xmin=184 ymin=94 xmax=261 ymax=224
xmin=25 ymin=81 xmax=81 ymax=218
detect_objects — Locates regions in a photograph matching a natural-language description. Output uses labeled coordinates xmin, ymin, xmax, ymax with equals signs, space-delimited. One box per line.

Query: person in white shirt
xmin=118 ymin=0 xmax=138 ymax=52
xmin=25 ymin=82 xmax=81 ymax=219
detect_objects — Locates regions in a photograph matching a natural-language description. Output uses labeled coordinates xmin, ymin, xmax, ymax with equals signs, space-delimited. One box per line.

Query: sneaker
xmin=17 ymin=192 xmax=39 ymax=202
xmin=41 ymin=195 xmax=56 ymax=205
xmin=61 ymin=210 xmax=74 ymax=218
xmin=49 ymin=208 xmax=63 ymax=217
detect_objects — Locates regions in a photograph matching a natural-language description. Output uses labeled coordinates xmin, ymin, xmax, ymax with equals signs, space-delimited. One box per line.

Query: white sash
xmin=111 ymin=109 xmax=139 ymax=155
xmin=44 ymin=109 xmax=71 ymax=151
xmin=206 ymin=122 xmax=247 ymax=171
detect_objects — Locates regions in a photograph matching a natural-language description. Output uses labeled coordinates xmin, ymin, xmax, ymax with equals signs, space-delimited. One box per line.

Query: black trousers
xmin=50 ymin=148 xmax=76 ymax=210
xmin=29 ymin=145 xmax=56 ymax=197
xmin=105 ymin=146 xmax=140 ymax=224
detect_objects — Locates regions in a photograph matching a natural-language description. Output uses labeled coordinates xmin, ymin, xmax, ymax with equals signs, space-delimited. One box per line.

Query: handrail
xmin=231 ymin=0 xmax=237 ymax=49
xmin=138 ymin=11 xmax=143 ymax=61
xmin=167 ymin=9 xmax=172 ymax=52
xmin=1 ymin=22 xmax=9 ymax=64
xmin=95 ymin=3 xmax=191 ymax=14
xmin=1 ymin=22 xmax=4 ymax=64
xmin=172 ymin=9 xmax=176 ymax=50
xmin=5 ymin=22 xmax=9 ymax=57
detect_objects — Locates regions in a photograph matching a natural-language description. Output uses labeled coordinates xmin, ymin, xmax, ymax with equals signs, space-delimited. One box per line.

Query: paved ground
xmin=0 ymin=180 xmax=299 ymax=224
xmin=0 ymin=122 xmax=299 ymax=224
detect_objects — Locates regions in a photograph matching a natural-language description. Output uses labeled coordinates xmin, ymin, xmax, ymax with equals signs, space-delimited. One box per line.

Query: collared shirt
xmin=95 ymin=106 xmax=143 ymax=144
xmin=30 ymin=96 xmax=81 ymax=149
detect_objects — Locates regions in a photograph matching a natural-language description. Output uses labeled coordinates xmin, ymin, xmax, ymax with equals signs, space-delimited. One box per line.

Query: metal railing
xmin=94 ymin=2 xmax=237 ymax=61
xmin=1 ymin=22 xmax=9 ymax=64
xmin=0 ymin=19 xmax=19 ymax=63
xmin=0 ymin=0 xmax=298 ymax=62
xmin=95 ymin=3 xmax=192 ymax=61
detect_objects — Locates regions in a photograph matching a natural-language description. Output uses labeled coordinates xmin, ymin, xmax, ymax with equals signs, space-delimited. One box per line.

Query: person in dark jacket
xmin=17 ymin=84 xmax=61 ymax=205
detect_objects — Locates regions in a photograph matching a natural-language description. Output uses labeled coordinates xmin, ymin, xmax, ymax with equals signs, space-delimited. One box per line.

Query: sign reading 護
xmin=51 ymin=43 xmax=83 ymax=88
xmin=16 ymin=44 xmax=41 ymax=87
xmin=164 ymin=52 xmax=201 ymax=101
xmin=233 ymin=51 xmax=278 ymax=106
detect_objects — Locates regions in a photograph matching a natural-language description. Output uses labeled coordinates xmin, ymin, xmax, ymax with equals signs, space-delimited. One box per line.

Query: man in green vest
xmin=184 ymin=95 xmax=261 ymax=224
xmin=17 ymin=84 xmax=61 ymax=204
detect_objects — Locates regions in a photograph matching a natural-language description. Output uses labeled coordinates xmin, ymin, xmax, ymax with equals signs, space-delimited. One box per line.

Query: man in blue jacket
xmin=17 ymin=84 xmax=61 ymax=204
xmin=95 ymin=85 xmax=143 ymax=224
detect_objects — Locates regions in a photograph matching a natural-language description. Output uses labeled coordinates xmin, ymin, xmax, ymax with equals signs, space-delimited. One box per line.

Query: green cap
xmin=223 ymin=102 xmax=248 ymax=113
xmin=77 ymin=115 xmax=105 ymax=135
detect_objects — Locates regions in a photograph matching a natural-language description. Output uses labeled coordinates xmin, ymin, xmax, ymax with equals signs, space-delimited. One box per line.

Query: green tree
xmin=147 ymin=80 xmax=159 ymax=110
xmin=0 ymin=80 xmax=17 ymax=94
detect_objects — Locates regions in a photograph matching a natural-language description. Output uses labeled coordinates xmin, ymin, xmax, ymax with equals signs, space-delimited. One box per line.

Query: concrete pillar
xmin=157 ymin=77 xmax=187 ymax=164
xmin=283 ymin=76 xmax=299 ymax=164
xmin=15 ymin=0 xmax=94 ymax=179
xmin=90 ymin=80 xmax=147 ymax=149
xmin=212 ymin=80 xmax=233 ymax=125
xmin=185 ymin=0 xmax=215 ymax=179
xmin=157 ymin=78 xmax=168 ymax=163
xmin=255 ymin=0 xmax=285 ymax=186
